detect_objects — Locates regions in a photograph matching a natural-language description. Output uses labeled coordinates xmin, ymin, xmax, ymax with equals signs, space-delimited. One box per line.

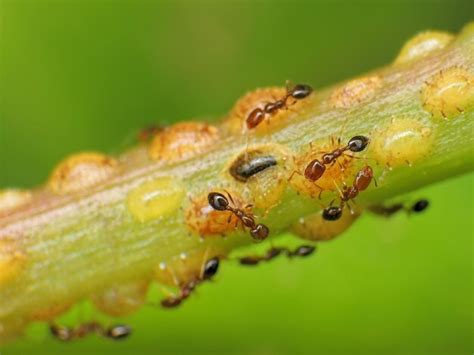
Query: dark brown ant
xmin=369 ymin=199 xmax=430 ymax=217
xmin=208 ymin=192 xmax=269 ymax=241
xmin=50 ymin=322 xmax=131 ymax=341
xmin=160 ymin=257 xmax=219 ymax=308
xmin=322 ymin=165 xmax=374 ymax=221
xmin=239 ymin=245 xmax=316 ymax=265
xmin=246 ymin=83 xmax=313 ymax=129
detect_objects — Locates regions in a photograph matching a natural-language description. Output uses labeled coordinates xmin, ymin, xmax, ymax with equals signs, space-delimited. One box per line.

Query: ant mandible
xmin=246 ymin=83 xmax=313 ymax=129
xmin=208 ymin=192 xmax=269 ymax=241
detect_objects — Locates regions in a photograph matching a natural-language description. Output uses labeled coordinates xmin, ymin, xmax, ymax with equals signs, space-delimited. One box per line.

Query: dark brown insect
xmin=246 ymin=83 xmax=313 ymax=129
xmin=322 ymin=165 xmax=374 ymax=221
xmin=229 ymin=153 xmax=278 ymax=182
xmin=208 ymin=192 xmax=269 ymax=241
xmin=50 ymin=322 xmax=131 ymax=341
xmin=369 ymin=199 xmax=430 ymax=217
xmin=160 ymin=257 xmax=220 ymax=308
xmin=239 ymin=245 xmax=316 ymax=265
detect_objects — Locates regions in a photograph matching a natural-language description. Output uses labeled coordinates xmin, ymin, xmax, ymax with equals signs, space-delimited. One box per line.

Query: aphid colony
xmin=30 ymin=80 xmax=431 ymax=343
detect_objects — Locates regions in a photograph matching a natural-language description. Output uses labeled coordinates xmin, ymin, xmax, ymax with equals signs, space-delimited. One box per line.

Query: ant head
xmin=250 ymin=224 xmax=269 ymax=241
xmin=291 ymin=84 xmax=313 ymax=99
xmin=412 ymin=199 xmax=429 ymax=213
xmin=208 ymin=192 xmax=229 ymax=211
xmin=106 ymin=325 xmax=132 ymax=340
xmin=322 ymin=206 xmax=342 ymax=221
xmin=348 ymin=135 xmax=370 ymax=152
xmin=202 ymin=257 xmax=220 ymax=279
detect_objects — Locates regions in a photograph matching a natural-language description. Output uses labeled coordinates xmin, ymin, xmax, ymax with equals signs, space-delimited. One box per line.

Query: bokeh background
xmin=1 ymin=1 xmax=472 ymax=354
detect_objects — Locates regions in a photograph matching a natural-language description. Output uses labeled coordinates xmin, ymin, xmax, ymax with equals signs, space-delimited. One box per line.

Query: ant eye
xmin=203 ymin=257 xmax=219 ymax=279
xmin=412 ymin=199 xmax=429 ymax=212
xmin=106 ymin=325 xmax=132 ymax=340
xmin=322 ymin=206 xmax=342 ymax=221
xmin=208 ymin=192 xmax=228 ymax=211
xmin=291 ymin=84 xmax=313 ymax=99
xmin=348 ymin=135 xmax=369 ymax=152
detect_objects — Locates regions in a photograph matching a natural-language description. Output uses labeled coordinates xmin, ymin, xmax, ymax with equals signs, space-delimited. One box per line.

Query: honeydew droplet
xmin=127 ymin=177 xmax=185 ymax=222
xmin=372 ymin=118 xmax=434 ymax=167
xmin=421 ymin=67 xmax=474 ymax=119
xmin=394 ymin=31 xmax=454 ymax=65
xmin=48 ymin=152 xmax=118 ymax=194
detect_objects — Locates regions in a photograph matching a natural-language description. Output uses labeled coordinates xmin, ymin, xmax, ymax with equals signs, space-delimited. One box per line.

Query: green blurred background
xmin=1 ymin=1 xmax=472 ymax=354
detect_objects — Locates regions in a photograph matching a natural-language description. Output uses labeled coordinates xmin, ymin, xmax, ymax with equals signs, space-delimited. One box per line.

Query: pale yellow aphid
xmin=0 ymin=189 xmax=32 ymax=215
xmin=329 ymin=75 xmax=382 ymax=109
xmin=394 ymin=31 xmax=454 ymax=65
xmin=0 ymin=237 xmax=26 ymax=286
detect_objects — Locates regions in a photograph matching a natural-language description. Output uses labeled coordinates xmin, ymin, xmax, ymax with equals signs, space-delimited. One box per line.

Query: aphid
xmin=160 ymin=257 xmax=220 ymax=308
xmin=369 ymin=199 xmax=430 ymax=217
xmin=208 ymin=192 xmax=269 ymax=241
xmin=239 ymin=245 xmax=316 ymax=265
xmin=229 ymin=154 xmax=278 ymax=182
xmin=246 ymin=83 xmax=313 ymax=129
xmin=291 ymin=135 xmax=370 ymax=184
xmin=50 ymin=322 xmax=130 ymax=341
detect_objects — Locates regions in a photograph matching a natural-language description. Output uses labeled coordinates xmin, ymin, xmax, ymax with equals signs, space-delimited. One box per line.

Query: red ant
xmin=50 ymin=322 xmax=131 ymax=341
xmin=246 ymin=83 xmax=313 ymax=129
xmin=208 ymin=192 xmax=269 ymax=241
xmin=239 ymin=245 xmax=316 ymax=265
xmin=160 ymin=257 xmax=219 ymax=308
xmin=298 ymin=135 xmax=370 ymax=183
xmin=322 ymin=165 xmax=375 ymax=221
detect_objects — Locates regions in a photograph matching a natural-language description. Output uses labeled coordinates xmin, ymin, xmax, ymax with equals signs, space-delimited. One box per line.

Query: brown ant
xmin=369 ymin=199 xmax=430 ymax=217
xmin=208 ymin=192 xmax=269 ymax=241
xmin=160 ymin=257 xmax=219 ymax=308
xmin=50 ymin=322 xmax=131 ymax=341
xmin=239 ymin=245 xmax=316 ymax=265
xmin=246 ymin=83 xmax=313 ymax=129
xmin=294 ymin=135 xmax=370 ymax=184
xmin=322 ymin=165 xmax=374 ymax=221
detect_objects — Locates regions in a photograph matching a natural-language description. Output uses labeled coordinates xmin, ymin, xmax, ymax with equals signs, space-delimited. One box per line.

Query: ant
xmin=369 ymin=199 xmax=430 ymax=217
xmin=297 ymin=135 xmax=370 ymax=183
xmin=322 ymin=165 xmax=374 ymax=221
xmin=239 ymin=245 xmax=316 ymax=266
xmin=50 ymin=322 xmax=131 ymax=341
xmin=160 ymin=257 xmax=219 ymax=308
xmin=246 ymin=83 xmax=313 ymax=129
xmin=208 ymin=192 xmax=269 ymax=241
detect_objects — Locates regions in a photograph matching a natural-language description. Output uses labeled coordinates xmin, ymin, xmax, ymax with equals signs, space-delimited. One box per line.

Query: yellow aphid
xmin=127 ymin=177 xmax=184 ymax=223
xmin=154 ymin=247 xmax=226 ymax=288
xmin=92 ymin=280 xmax=149 ymax=317
xmin=394 ymin=31 xmax=454 ymax=64
xmin=227 ymin=144 xmax=291 ymax=211
xmin=329 ymin=75 xmax=382 ymax=109
xmin=0 ymin=238 xmax=26 ymax=286
xmin=185 ymin=190 xmax=244 ymax=237
xmin=292 ymin=210 xmax=360 ymax=242
xmin=148 ymin=122 xmax=219 ymax=162
xmin=0 ymin=189 xmax=32 ymax=215
xmin=28 ymin=301 xmax=73 ymax=321
xmin=372 ymin=118 xmax=434 ymax=167
xmin=48 ymin=152 xmax=118 ymax=194
xmin=421 ymin=67 xmax=474 ymax=119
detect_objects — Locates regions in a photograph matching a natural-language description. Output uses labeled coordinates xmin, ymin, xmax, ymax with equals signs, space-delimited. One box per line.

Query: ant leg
xmin=288 ymin=169 xmax=303 ymax=182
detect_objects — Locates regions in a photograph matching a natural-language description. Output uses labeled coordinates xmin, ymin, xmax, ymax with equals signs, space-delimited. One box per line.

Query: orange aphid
xmin=48 ymin=152 xmax=118 ymax=194
xmin=148 ymin=121 xmax=219 ymax=162
xmin=329 ymin=75 xmax=382 ymax=109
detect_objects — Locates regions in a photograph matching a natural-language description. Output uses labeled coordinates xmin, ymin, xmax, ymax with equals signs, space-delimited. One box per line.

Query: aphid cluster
xmin=246 ymin=83 xmax=313 ymax=129
xmin=50 ymin=322 xmax=131 ymax=341
xmin=160 ymin=257 xmax=219 ymax=308
xmin=207 ymin=192 xmax=269 ymax=241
